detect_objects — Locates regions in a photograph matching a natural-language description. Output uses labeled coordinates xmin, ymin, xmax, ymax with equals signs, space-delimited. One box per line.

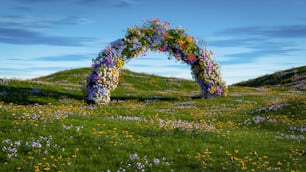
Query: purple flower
xmin=129 ymin=153 xmax=138 ymax=161
xmin=153 ymin=158 xmax=160 ymax=165
xmin=111 ymin=39 xmax=125 ymax=48
xmin=86 ymin=85 xmax=98 ymax=100
xmin=105 ymin=55 xmax=112 ymax=65
xmin=201 ymin=55 xmax=208 ymax=61
xmin=130 ymin=42 xmax=142 ymax=51
xmin=89 ymin=73 xmax=99 ymax=83
xmin=31 ymin=141 xmax=42 ymax=148
xmin=216 ymin=86 xmax=222 ymax=96
xmin=136 ymin=162 xmax=143 ymax=169
xmin=206 ymin=62 xmax=213 ymax=72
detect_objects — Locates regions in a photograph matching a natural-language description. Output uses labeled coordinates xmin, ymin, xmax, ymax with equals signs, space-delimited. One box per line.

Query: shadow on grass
xmin=0 ymin=85 xmax=203 ymax=105
xmin=0 ymin=85 xmax=83 ymax=105
xmin=111 ymin=95 xmax=204 ymax=103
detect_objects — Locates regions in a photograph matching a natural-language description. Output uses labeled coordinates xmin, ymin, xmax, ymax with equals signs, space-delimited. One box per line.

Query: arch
xmin=86 ymin=19 xmax=227 ymax=104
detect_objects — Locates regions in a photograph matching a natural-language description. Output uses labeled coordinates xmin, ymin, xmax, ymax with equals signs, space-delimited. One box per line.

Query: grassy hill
xmin=234 ymin=66 xmax=306 ymax=89
xmin=0 ymin=67 xmax=305 ymax=171
xmin=0 ymin=68 xmax=200 ymax=105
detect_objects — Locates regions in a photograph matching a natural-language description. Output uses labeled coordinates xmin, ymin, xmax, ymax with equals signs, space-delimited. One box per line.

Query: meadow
xmin=0 ymin=67 xmax=305 ymax=172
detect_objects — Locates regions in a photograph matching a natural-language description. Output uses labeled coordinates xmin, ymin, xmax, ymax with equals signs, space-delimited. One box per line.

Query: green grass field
xmin=0 ymin=67 xmax=305 ymax=172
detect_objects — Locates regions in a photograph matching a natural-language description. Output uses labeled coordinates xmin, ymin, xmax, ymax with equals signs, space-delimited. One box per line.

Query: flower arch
xmin=86 ymin=19 xmax=227 ymax=104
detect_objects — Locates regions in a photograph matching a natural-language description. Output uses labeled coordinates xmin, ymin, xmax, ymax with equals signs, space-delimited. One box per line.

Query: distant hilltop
xmin=234 ymin=66 xmax=305 ymax=89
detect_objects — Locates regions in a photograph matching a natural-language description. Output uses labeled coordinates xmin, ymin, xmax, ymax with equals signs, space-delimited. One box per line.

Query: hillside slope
xmin=0 ymin=68 xmax=200 ymax=105
xmin=234 ymin=66 xmax=305 ymax=89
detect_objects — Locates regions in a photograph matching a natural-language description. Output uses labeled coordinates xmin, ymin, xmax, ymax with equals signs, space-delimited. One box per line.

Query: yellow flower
xmin=74 ymin=147 xmax=80 ymax=152
xmin=234 ymin=149 xmax=239 ymax=154
xmin=178 ymin=40 xmax=185 ymax=48
xmin=43 ymin=167 xmax=50 ymax=171
xmin=112 ymin=68 xmax=119 ymax=77
xmin=209 ymin=86 xmax=217 ymax=94
xmin=98 ymin=131 xmax=107 ymax=135
xmin=116 ymin=58 xmax=125 ymax=68
xmin=186 ymin=36 xmax=193 ymax=43
xmin=128 ymin=28 xmax=135 ymax=33
xmin=241 ymin=166 xmax=247 ymax=171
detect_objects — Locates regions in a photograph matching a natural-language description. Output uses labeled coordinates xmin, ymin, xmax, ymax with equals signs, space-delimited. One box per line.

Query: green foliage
xmin=0 ymin=67 xmax=305 ymax=171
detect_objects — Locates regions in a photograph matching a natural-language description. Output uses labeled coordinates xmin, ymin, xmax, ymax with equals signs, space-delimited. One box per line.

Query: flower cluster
xmin=86 ymin=19 xmax=227 ymax=104
xmin=114 ymin=153 xmax=171 ymax=172
xmin=250 ymin=104 xmax=288 ymax=114
xmin=242 ymin=116 xmax=277 ymax=125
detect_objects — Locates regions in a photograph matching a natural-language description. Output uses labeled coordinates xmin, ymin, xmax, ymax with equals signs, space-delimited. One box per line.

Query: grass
xmin=235 ymin=66 xmax=306 ymax=88
xmin=0 ymin=67 xmax=305 ymax=172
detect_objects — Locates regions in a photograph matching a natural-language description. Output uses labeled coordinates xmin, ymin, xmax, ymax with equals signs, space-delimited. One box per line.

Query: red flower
xmin=187 ymin=54 xmax=197 ymax=64
xmin=159 ymin=46 xmax=167 ymax=52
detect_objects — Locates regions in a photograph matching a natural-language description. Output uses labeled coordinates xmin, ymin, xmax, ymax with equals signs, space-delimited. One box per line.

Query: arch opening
xmin=125 ymin=50 xmax=192 ymax=80
xmin=86 ymin=19 xmax=227 ymax=104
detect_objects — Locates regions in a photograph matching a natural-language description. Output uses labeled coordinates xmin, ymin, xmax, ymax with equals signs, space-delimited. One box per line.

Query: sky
xmin=1 ymin=0 xmax=306 ymax=84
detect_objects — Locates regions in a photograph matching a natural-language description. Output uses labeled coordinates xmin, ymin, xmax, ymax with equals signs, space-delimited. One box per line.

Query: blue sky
xmin=1 ymin=0 xmax=305 ymax=84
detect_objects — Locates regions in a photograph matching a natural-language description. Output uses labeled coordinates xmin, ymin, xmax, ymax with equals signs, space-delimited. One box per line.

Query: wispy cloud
xmin=216 ymin=24 xmax=306 ymax=38
xmin=114 ymin=0 xmax=131 ymax=8
xmin=77 ymin=0 xmax=134 ymax=7
xmin=0 ymin=15 xmax=90 ymax=29
xmin=0 ymin=27 xmax=96 ymax=46
xmin=77 ymin=0 xmax=107 ymax=5
xmin=34 ymin=54 xmax=92 ymax=61
xmin=225 ymin=48 xmax=300 ymax=60
xmin=210 ymin=38 xmax=265 ymax=48
xmin=14 ymin=0 xmax=55 ymax=3
xmin=211 ymin=24 xmax=305 ymax=61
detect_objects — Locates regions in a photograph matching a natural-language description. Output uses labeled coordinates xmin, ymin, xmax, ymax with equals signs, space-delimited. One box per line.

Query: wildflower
xmin=136 ymin=162 xmax=143 ymax=169
xmin=159 ymin=45 xmax=168 ymax=52
xmin=186 ymin=36 xmax=194 ymax=43
xmin=129 ymin=153 xmax=138 ymax=161
xmin=153 ymin=158 xmax=160 ymax=165
xmin=14 ymin=140 xmax=21 ymax=146
xmin=187 ymin=54 xmax=197 ymax=64
xmin=43 ymin=150 xmax=48 ymax=155
xmin=206 ymin=62 xmax=213 ymax=72
xmin=216 ymin=86 xmax=223 ymax=96
xmin=74 ymin=148 xmax=80 ymax=152
xmin=234 ymin=149 xmax=239 ymax=154
xmin=163 ymin=162 xmax=170 ymax=166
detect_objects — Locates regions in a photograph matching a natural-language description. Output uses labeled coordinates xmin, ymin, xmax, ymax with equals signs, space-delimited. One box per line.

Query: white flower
xmin=136 ymin=162 xmax=143 ymax=169
xmin=43 ymin=150 xmax=48 ymax=154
